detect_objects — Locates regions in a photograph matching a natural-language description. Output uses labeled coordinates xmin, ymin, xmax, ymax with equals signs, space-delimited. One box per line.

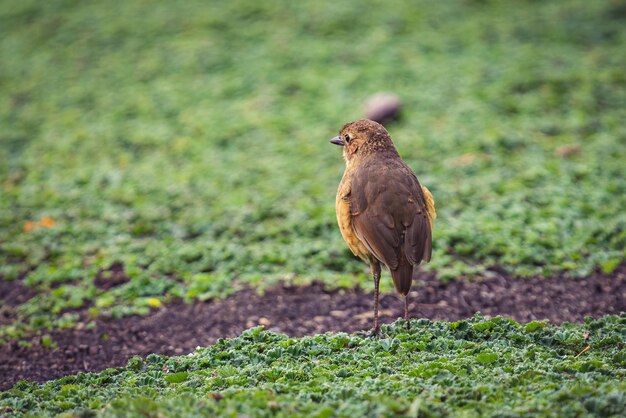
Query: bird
xmin=330 ymin=119 xmax=436 ymax=336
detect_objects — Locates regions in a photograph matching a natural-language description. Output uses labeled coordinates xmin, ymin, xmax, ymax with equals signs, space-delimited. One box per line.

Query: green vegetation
xmin=1 ymin=0 xmax=625 ymax=340
xmin=2 ymin=315 xmax=625 ymax=417
xmin=3 ymin=1 xmax=625 ymax=414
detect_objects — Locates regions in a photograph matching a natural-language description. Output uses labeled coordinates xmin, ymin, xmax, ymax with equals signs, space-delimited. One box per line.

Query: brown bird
xmin=331 ymin=119 xmax=436 ymax=336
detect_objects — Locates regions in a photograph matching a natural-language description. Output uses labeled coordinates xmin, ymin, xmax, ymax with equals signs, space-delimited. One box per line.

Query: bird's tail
xmin=390 ymin=250 xmax=414 ymax=296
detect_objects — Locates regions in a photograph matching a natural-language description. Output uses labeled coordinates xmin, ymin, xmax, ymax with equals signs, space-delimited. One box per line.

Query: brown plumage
xmin=331 ymin=119 xmax=436 ymax=336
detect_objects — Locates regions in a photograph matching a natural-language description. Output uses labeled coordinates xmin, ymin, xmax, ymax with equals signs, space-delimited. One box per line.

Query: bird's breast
xmin=336 ymin=173 xmax=372 ymax=261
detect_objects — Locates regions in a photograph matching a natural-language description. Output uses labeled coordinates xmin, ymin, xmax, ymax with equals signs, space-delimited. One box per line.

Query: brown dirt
xmin=1 ymin=266 xmax=625 ymax=391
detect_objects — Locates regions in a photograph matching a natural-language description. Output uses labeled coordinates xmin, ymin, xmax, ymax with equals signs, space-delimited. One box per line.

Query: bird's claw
xmin=368 ymin=327 xmax=383 ymax=338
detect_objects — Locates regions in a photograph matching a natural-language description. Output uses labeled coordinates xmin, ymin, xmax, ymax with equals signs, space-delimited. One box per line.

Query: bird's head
xmin=330 ymin=119 xmax=398 ymax=162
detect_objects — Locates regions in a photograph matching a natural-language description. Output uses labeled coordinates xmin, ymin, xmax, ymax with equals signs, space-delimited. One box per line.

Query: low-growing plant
xmin=1 ymin=0 xmax=625 ymax=338
xmin=1 ymin=315 xmax=625 ymax=417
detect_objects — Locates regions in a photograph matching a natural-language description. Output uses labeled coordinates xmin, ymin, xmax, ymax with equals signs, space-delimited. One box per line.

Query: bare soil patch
xmin=1 ymin=266 xmax=625 ymax=391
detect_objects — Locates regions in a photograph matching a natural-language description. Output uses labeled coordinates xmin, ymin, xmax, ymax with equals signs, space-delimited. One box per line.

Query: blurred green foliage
xmin=1 ymin=315 xmax=625 ymax=417
xmin=1 ymin=0 xmax=625 ymax=337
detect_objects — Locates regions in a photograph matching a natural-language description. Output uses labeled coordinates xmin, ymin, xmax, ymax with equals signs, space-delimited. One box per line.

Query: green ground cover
xmin=2 ymin=315 xmax=625 ymax=417
xmin=3 ymin=1 xmax=625 ymax=415
xmin=0 ymin=0 xmax=625 ymax=377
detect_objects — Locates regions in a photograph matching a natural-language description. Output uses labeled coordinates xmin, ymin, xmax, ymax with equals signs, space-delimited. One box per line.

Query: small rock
xmin=363 ymin=92 xmax=402 ymax=123
xmin=330 ymin=310 xmax=348 ymax=318
xmin=354 ymin=309 xmax=393 ymax=320
xmin=313 ymin=315 xmax=326 ymax=323
xmin=258 ymin=317 xmax=271 ymax=326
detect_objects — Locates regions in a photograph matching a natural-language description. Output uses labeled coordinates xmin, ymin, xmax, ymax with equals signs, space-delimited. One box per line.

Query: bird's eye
xmin=344 ymin=134 xmax=351 ymax=143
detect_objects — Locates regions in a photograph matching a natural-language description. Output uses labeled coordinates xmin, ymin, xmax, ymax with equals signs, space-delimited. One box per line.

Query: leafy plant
xmin=1 ymin=0 xmax=625 ymax=338
xmin=1 ymin=315 xmax=625 ymax=417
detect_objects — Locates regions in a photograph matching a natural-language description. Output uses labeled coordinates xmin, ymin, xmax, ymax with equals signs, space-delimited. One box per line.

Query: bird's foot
xmin=368 ymin=326 xmax=383 ymax=338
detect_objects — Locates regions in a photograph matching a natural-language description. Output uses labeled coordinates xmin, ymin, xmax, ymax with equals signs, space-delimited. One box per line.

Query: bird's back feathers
xmin=345 ymin=155 xmax=434 ymax=295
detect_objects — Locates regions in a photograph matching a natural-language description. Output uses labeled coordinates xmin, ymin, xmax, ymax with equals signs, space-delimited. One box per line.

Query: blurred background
xmin=1 ymin=0 xmax=625 ymax=334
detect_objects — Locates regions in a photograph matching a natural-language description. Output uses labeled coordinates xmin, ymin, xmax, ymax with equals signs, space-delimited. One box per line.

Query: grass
xmin=1 ymin=315 xmax=625 ymax=417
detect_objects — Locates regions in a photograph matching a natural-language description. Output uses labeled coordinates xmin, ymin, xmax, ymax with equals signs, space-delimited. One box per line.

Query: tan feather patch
xmin=421 ymin=185 xmax=436 ymax=230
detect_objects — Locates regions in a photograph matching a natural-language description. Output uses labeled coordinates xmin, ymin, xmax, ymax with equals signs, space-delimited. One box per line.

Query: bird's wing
xmin=421 ymin=184 xmax=437 ymax=230
xmin=349 ymin=160 xmax=433 ymax=269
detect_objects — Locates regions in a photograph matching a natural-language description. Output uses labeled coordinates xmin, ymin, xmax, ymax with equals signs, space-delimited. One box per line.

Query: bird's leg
xmin=368 ymin=261 xmax=382 ymax=338
xmin=404 ymin=294 xmax=411 ymax=331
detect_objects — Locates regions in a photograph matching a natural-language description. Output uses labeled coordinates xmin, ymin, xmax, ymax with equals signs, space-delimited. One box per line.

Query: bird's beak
xmin=330 ymin=136 xmax=345 ymax=146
